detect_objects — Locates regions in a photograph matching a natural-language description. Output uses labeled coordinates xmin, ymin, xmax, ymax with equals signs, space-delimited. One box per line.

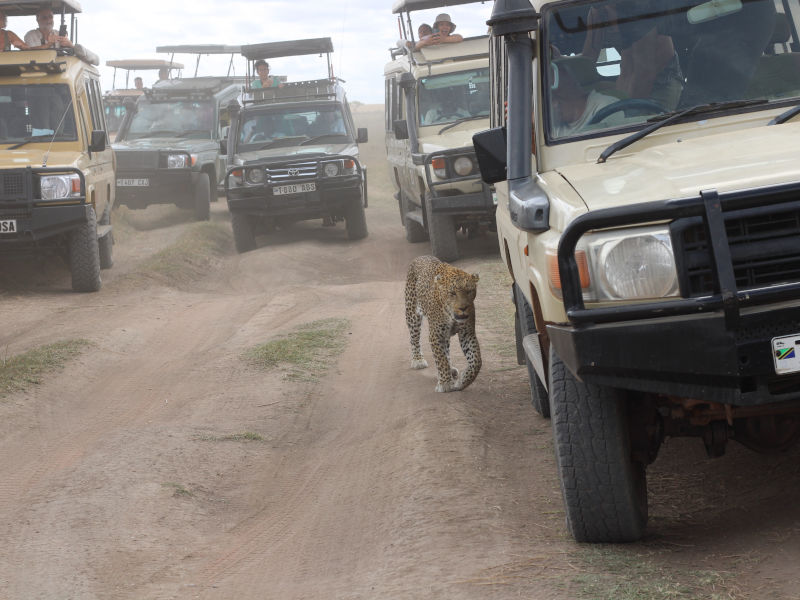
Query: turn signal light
xmin=547 ymin=251 xmax=590 ymax=290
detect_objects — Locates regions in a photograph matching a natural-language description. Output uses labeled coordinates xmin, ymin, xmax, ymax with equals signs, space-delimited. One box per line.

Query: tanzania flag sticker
xmin=772 ymin=335 xmax=800 ymax=375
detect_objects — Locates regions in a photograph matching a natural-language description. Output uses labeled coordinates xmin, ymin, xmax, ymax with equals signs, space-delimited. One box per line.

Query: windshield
xmin=124 ymin=100 xmax=215 ymax=140
xmin=0 ymin=84 xmax=76 ymax=143
xmin=238 ymin=105 xmax=350 ymax=149
xmin=543 ymin=0 xmax=799 ymax=140
xmin=418 ymin=68 xmax=490 ymax=126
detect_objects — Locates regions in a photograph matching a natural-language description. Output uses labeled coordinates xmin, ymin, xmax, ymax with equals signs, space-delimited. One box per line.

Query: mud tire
xmin=69 ymin=207 xmax=102 ymax=293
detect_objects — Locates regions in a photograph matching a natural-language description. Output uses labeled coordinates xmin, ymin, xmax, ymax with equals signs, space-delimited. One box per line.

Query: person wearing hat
xmin=416 ymin=12 xmax=463 ymax=48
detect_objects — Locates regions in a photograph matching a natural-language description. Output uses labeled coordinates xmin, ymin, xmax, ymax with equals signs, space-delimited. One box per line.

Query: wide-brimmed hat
xmin=434 ymin=13 xmax=456 ymax=32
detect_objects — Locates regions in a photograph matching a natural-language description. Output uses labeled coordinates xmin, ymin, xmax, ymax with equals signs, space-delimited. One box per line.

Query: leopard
xmin=405 ymin=255 xmax=481 ymax=392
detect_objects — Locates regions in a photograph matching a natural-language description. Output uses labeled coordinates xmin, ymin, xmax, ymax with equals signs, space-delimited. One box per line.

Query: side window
xmin=385 ymin=78 xmax=395 ymax=131
xmin=489 ymin=32 xmax=508 ymax=128
xmin=84 ymin=78 xmax=106 ymax=131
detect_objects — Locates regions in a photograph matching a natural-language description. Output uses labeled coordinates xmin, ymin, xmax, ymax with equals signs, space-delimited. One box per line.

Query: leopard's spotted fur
xmin=405 ymin=255 xmax=481 ymax=392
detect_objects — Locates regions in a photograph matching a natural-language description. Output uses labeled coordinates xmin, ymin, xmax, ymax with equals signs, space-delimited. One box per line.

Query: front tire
xmin=425 ymin=192 xmax=458 ymax=262
xmin=231 ymin=212 xmax=256 ymax=253
xmin=193 ymin=172 xmax=211 ymax=221
xmin=70 ymin=207 xmax=102 ymax=293
xmin=549 ymin=347 xmax=647 ymax=542
xmin=345 ymin=192 xmax=368 ymax=240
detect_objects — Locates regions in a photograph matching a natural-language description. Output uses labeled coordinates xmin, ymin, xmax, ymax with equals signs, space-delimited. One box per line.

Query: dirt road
xmin=2 ymin=107 xmax=800 ymax=600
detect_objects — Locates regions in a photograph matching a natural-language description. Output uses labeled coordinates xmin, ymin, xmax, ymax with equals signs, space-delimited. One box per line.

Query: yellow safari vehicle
xmin=0 ymin=0 xmax=114 ymax=292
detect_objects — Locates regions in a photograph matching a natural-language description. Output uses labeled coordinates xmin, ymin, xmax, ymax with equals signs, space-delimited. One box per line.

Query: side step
xmin=522 ymin=333 xmax=548 ymax=391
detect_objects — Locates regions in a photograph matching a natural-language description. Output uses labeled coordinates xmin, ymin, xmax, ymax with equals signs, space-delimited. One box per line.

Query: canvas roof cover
xmin=0 ymin=0 xmax=80 ymax=15
xmin=106 ymin=59 xmax=183 ymax=70
xmin=155 ymin=45 xmax=241 ymax=55
xmin=392 ymin=0 xmax=488 ymax=14
xmin=240 ymin=37 xmax=333 ymax=61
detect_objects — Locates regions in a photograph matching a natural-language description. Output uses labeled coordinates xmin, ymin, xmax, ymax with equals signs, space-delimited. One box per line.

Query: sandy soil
xmin=2 ymin=106 xmax=800 ymax=600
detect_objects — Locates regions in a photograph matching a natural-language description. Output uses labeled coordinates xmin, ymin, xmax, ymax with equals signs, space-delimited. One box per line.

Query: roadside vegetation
xmin=0 ymin=339 xmax=91 ymax=398
xmin=244 ymin=317 xmax=351 ymax=381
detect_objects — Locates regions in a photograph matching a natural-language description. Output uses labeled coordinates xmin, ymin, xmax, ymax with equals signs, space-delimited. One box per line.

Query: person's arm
xmin=8 ymin=31 xmax=29 ymax=50
xmin=442 ymin=33 xmax=463 ymax=43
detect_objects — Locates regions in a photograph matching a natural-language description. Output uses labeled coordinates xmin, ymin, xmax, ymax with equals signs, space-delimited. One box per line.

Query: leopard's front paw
xmin=411 ymin=358 xmax=429 ymax=369
xmin=450 ymin=367 xmax=459 ymax=379
xmin=435 ymin=379 xmax=456 ymax=392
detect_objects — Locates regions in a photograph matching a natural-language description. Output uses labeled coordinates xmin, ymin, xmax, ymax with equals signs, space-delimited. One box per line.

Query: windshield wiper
xmin=438 ymin=115 xmax=486 ymax=135
xmin=768 ymin=102 xmax=800 ymax=125
xmin=7 ymin=135 xmax=54 ymax=150
xmin=597 ymin=99 xmax=769 ymax=164
xmin=300 ymin=133 xmax=349 ymax=145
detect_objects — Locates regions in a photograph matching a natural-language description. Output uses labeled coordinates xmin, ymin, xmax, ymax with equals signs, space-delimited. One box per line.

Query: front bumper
xmin=0 ymin=167 xmax=89 ymax=248
xmin=225 ymin=155 xmax=363 ymax=219
xmin=114 ymin=150 xmax=194 ymax=208
xmin=552 ymin=183 xmax=800 ymax=406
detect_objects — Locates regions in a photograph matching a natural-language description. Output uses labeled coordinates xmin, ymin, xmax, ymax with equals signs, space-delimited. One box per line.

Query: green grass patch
xmin=244 ymin=318 xmax=350 ymax=381
xmin=569 ymin=546 xmax=733 ymax=600
xmin=136 ymin=221 xmax=232 ymax=285
xmin=0 ymin=339 xmax=91 ymax=398
xmin=162 ymin=482 xmax=193 ymax=498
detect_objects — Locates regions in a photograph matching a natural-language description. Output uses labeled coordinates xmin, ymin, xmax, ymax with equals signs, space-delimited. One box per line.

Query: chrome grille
xmin=264 ymin=161 xmax=318 ymax=183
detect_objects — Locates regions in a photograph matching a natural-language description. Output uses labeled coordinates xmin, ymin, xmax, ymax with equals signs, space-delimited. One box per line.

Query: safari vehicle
xmin=224 ymin=38 xmax=369 ymax=253
xmin=475 ymin=0 xmax=800 ymax=542
xmin=103 ymin=58 xmax=183 ymax=139
xmin=0 ymin=0 xmax=114 ymax=292
xmin=112 ymin=45 xmax=243 ymax=220
xmin=385 ymin=0 xmax=494 ymax=262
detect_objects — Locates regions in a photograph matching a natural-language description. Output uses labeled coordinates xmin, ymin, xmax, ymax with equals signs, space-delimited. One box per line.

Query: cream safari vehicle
xmin=385 ymin=0 xmax=494 ymax=261
xmin=476 ymin=0 xmax=800 ymax=542
xmin=0 ymin=0 xmax=114 ymax=292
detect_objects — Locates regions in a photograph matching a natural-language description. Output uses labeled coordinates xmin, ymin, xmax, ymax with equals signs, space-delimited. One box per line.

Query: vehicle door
xmin=80 ymin=75 xmax=116 ymax=220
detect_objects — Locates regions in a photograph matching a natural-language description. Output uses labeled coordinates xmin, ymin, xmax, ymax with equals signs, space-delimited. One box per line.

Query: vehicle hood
xmin=112 ymin=137 xmax=217 ymax=152
xmin=556 ymin=124 xmax=800 ymax=212
xmin=0 ymin=148 xmax=81 ymax=169
xmin=419 ymin=121 xmax=487 ymax=154
xmin=235 ymin=142 xmax=359 ymax=164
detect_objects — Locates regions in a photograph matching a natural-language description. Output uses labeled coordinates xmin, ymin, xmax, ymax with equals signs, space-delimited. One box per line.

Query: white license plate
xmin=273 ymin=182 xmax=316 ymax=196
xmin=772 ymin=334 xmax=800 ymax=374
xmin=0 ymin=219 xmax=17 ymax=233
xmin=117 ymin=178 xmax=149 ymax=187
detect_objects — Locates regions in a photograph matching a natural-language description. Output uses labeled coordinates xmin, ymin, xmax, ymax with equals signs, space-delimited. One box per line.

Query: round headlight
xmin=167 ymin=154 xmax=189 ymax=169
xmin=40 ymin=175 xmax=69 ymax=200
xmin=323 ymin=162 xmax=340 ymax=177
xmin=246 ymin=168 xmax=266 ymax=185
xmin=601 ymin=236 xmax=677 ymax=299
xmin=453 ymin=156 xmax=474 ymax=177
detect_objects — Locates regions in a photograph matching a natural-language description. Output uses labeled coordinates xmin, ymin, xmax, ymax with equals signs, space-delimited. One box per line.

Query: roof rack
xmin=106 ymin=58 xmax=184 ymax=90
xmin=0 ymin=0 xmax=81 ymax=15
xmin=155 ymin=44 xmax=242 ymax=78
xmin=146 ymin=75 xmax=246 ymax=101
xmin=242 ymin=77 xmax=341 ymax=107
xmin=240 ymin=37 xmax=335 ymax=84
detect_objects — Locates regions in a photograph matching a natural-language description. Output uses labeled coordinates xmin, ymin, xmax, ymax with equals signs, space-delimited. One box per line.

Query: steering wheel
xmin=588 ymin=99 xmax=665 ymax=125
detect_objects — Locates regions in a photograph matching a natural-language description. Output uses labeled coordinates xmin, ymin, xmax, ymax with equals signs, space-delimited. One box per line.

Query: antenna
xmin=42 ymin=99 xmax=74 ymax=168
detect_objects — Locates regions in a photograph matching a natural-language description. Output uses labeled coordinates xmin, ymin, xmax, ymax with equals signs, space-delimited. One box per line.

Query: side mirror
xmin=393 ymin=120 xmax=409 ymax=140
xmin=473 ymin=127 xmax=507 ymax=184
xmin=356 ymin=127 xmax=368 ymax=143
xmin=89 ymin=130 xmax=106 ymax=152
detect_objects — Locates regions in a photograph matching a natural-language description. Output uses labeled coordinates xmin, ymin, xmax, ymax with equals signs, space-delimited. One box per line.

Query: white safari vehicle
xmin=476 ymin=0 xmax=800 ymax=541
xmin=385 ymin=0 xmax=494 ymax=261
xmin=0 ymin=0 xmax=114 ymax=292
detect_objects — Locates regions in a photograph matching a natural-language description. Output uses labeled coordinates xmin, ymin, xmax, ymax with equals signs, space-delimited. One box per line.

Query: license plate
xmin=273 ymin=182 xmax=316 ymax=196
xmin=117 ymin=178 xmax=149 ymax=187
xmin=0 ymin=219 xmax=16 ymax=233
xmin=772 ymin=334 xmax=800 ymax=374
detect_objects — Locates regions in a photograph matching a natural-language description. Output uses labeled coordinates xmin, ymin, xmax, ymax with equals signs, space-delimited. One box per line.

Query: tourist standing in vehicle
xmin=24 ymin=8 xmax=72 ymax=49
xmin=251 ymin=60 xmax=281 ymax=88
xmin=134 ymin=77 xmax=143 ymax=90
xmin=0 ymin=12 xmax=29 ymax=50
